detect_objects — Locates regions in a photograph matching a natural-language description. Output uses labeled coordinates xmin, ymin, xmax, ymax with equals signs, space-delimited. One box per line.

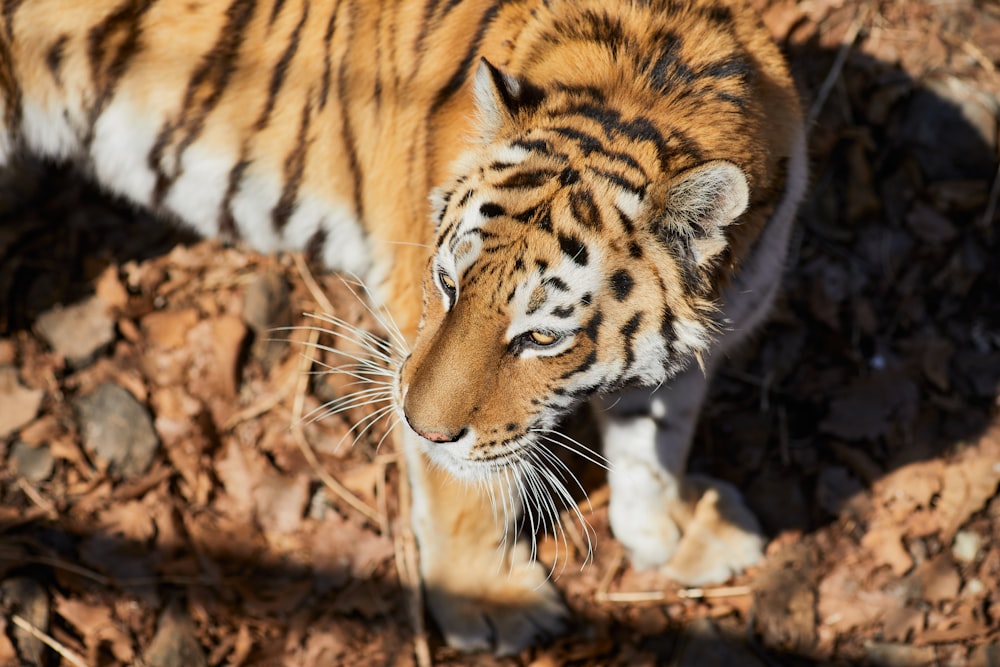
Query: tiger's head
xmin=397 ymin=60 xmax=750 ymax=479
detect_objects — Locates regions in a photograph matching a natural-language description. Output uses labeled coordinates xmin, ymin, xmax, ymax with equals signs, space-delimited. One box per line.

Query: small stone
xmin=952 ymin=530 xmax=983 ymax=563
xmin=242 ymin=271 xmax=292 ymax=370
xmin=10 ymin=441 xmax=54 ymax=482
xmin=75 ymin=383 xmax=159 ymax=478
xmin=143 ymin=599 xmax=207 ymax=667
xmin=0 ymin=366 xmax=44 ymax=439
xmin=0 ymin=578 xmax=50 ymax=665
xmin=35 ymin=294 xmax=116 ymax=366
xmin=864 ymin=641 xmax=936 ymax=667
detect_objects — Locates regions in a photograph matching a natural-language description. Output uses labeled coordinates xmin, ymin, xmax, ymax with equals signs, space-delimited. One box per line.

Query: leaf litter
xmin=1 ymin=0 xmax=999 ymax=664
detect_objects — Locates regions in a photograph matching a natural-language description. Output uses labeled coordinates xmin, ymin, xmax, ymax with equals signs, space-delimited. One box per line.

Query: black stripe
xmin=496 ymin=169 xmax=557 ymax=189
xmin=319 ymin=0 xmax=340 ymax=109
xmin=610 ymin=270 xmax=634 ymax=301
xmin=558 ymin=233 xmax=589 ymax=266
xmin=479 ymin=202 xmax=505 ymax=218
xmin=512 ymin=138 xmax=550 ymax=153
xmin=552 ymin=304 xmax=575 ymax=318
xmin=589 ymin=167 xmax=644 ymax=196
xmin=255 ymin=0 xmax=309 ymax=130
xmin=45 ymin=35 xmax=69 ymax=85
xmin=0 ymin=35 xmax=20 ymax=131
xmin=560 ymin=350 xmax=597 ymax=380
xmin=218 ymin=158 xmax=249 ymax=238
xmin=583 ymin=310 xmax=603 ymax=342
xmin=271 ymin=99 xmax=312 ymax=230
xmin=336 ymin=2 xmax=363 ymax=219
xmin=620 ymin=312 xmax=643 ymax=368
xmin=268 ymin=0 xmax=287 ymax=26
xmin=699 ymin=56 xmax=753 ymax=82
xmin=2 ymin=0 xmax=25 ymax=39
xmin=305 ymin=227 xmax=328 ymax=262
xmin=544 ymin=276 xmax=569 ymax=292
xmin=85 ymin=0 xmax=157 ymax=148
xmin=569 ymin=187 xmax=602 ymax=230
xmin=660 ymin=306 xmax=677 ymax=346
xmin=429 ymin=0 xmax=504 ymax=115
xmin=150 ymin=0 xmax=259 ymax=205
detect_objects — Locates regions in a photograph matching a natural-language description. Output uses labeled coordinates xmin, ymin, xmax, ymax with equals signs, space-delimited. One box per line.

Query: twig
xmin=10 ymin=613 xmax=90 ymax=667
xmin=597 ymin=584 xmax=752 ymax=604
xmin=290 ymin=327 xmax=383 ymax=527
xmin=222 ymin=372 xmax=297 ymax=431
xmin=292 ymin=253 xmax=336 ymax=315
xmin=16 ymin=478 xmax=58 ymax=519
xmin=806 ymin=5 xmax=871 ymax=129
xmin=677 ymin=584 xmax=753 ymax=600
xmin=394 ymin=453 xmax=432 ymax=667
xmin=559 ymin=509 xmax=590 ymax=564
xmin=594 ymin=545 xmax=624 ymax=602
xmin=0 ymin=552 xmax=110 ymax=586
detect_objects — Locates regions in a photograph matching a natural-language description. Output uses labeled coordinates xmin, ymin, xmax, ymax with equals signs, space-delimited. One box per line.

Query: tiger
xmin=0 ymin=0 xmax=807 ymax=655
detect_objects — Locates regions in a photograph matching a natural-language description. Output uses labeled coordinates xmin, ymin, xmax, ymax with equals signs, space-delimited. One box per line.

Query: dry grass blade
xmin=291 ymin=327 xmax=384 ymax=528
xmin=394 ymin=453 xmax=432 ymax=667
xmin=10 ymin=613 xmax=90 ymax=667
xmin=806 ymin=4 xmax=871 ymax=128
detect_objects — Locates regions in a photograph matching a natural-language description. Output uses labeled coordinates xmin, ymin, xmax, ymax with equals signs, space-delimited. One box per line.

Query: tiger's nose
xmin=406 ymin=418 xmax=467 ymax=444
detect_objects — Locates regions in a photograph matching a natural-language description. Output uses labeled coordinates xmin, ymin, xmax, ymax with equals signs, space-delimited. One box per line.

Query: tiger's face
xmin=397 ymin=145 xmax=743 ymax=479
xmin=396 ymin=60 xmax=750 ymax=479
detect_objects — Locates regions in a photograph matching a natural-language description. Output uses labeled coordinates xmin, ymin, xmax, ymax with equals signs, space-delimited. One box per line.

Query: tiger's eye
xmin=439 ymin=271 xmax=456 ymax=292
xmin=529 ymin=331 xmax=557 ymax=346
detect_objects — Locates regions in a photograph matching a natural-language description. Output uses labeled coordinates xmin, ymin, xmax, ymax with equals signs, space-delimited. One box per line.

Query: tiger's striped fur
xmin=0 ymin=0 xmax=806 ymax=654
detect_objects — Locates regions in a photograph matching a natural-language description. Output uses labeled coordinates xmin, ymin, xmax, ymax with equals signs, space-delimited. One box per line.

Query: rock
xmin=242 ymin=270 xmax=292 ymax=370
xmin=75 ymin=383 xmax=159 ymax=478
xmin=864 ymin=641 xmax=936 ymax=667
xmin=35 ymin=294 xmax=116 ymax=366
xmin=0 ymin=578 xmax=50 ymax=665
xmin=0 ymin=367 xmax=43 ymax=439
xmin=674 ymin=618 xmax=767 ymax=667
xmin=10 ymin=440 xmax=54 ymax=482
xmin=953 ymin=530 xmax=983 ymax=564
xmin=143 ymin=599 xmax=207 ymax=667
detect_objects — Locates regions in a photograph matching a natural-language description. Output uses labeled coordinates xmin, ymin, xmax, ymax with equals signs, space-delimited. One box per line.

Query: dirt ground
xmin=1 ymin=0 xmax=999 ymax=665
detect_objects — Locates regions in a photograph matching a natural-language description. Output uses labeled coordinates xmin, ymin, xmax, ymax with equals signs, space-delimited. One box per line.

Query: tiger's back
xmin=0 ymin=0 xmax=806 ymax=654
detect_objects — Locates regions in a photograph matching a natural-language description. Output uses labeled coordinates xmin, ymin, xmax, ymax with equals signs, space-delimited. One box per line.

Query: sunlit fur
xmin=1 ymin=0 xmax=804 ymax=653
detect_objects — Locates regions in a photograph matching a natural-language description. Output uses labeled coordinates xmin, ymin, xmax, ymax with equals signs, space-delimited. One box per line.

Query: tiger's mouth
xmin=413 ymin=424 xmax=535 ymax=482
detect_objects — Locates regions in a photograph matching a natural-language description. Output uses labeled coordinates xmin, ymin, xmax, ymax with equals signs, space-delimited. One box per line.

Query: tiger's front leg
xmin=402 ymin=431 xmax=568 ymax=655
xmin=598 ymin=366 xmax=766 ymax=586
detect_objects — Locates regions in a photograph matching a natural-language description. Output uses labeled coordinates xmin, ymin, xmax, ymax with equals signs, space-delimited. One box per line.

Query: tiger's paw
xmin=425 ymin=558 xmax=569 ymax=656
xmin=661 ymin=474 xmax=766 ymax=586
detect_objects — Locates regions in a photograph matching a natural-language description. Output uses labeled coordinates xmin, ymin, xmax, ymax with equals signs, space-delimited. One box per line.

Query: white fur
xmin=162 ymin=144 xmax=234 ymax=238
xmin=291 ymin=194 xmax=372 ymax=277
xmin=598 ymin=127 xmax=809 ymax=579
xmin=505 ymin=247 xmax=604 ymax=350
xmin=21 ymin=98 xmax=80 ymax=161
xmin=227 ymin=165 xmax=283 ymax=252
xmin=90 ymin=97 xmax=160 ymax=204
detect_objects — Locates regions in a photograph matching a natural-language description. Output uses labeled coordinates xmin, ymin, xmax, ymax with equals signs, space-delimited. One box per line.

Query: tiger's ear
xmin=473 ymin=58 xmax=542 ymax=139
xmin=654 ymin=160 xmax=749 ymax=267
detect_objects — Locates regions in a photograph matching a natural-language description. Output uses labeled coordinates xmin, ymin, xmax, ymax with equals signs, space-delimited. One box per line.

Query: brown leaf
xmin=0 ymin=366 xmax=43 ymax=439
xmin=56 ymin=596 xmax=134 ymax=664
xmin=818 ymin=562 xmax=902 ymax=632
xmin=935 ymin=457 xmax=1000 ymax=542
xmin=860 ymin=523 xmax=913 ymax=577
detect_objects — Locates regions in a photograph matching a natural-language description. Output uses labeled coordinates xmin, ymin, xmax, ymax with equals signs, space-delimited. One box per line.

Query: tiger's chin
xmin=416 ymin=430 xmax=527 ymax=484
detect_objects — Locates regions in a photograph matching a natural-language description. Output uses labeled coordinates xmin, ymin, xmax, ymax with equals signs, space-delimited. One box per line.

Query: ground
xmin=1 ymin=0 xmax=998 ymax=665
